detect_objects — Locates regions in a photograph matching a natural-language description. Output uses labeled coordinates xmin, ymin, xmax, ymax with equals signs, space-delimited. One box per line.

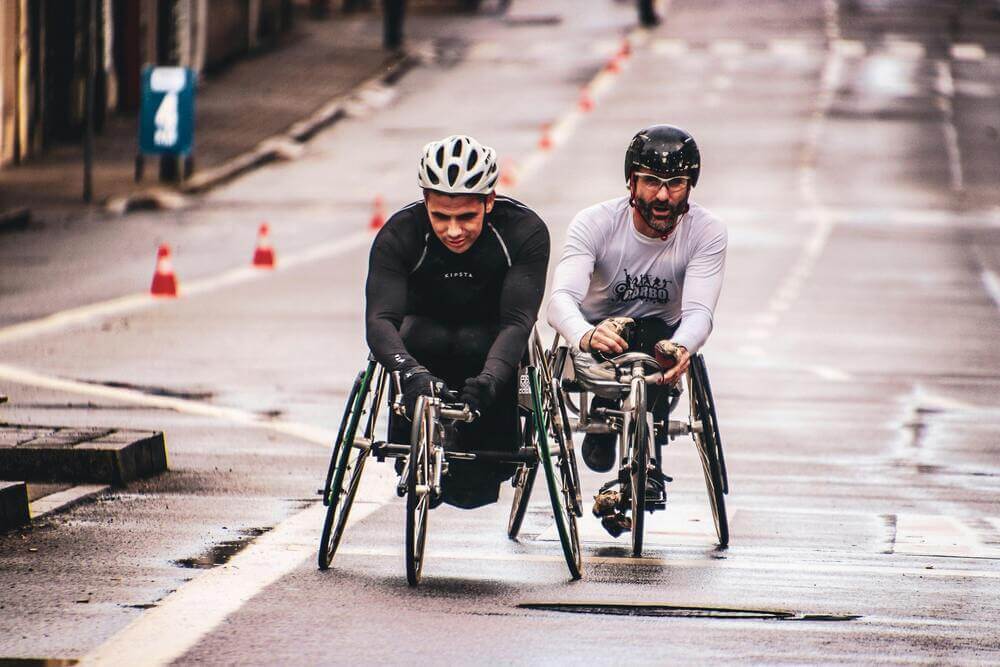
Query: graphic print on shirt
xmin=613 ymin=268 xmax=672 ymax=304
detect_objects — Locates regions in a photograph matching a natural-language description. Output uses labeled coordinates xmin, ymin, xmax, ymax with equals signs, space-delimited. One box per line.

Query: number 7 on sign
xmin=154 ymin=92 xmax=179 ymax=148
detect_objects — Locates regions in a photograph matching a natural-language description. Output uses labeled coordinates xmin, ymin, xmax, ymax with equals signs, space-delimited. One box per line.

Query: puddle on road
xmin=172 ymin=527 xmax=271 ymax=569
xmin=518 ymin=602 xmax=860 ymax=622
xmin=0 ymin=660 xmax=78 ymax=667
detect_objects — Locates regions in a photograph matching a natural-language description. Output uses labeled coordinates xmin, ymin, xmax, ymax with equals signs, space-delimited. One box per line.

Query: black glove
xmin=460 ymin=373 xmax=501 ymax=414
xmin=401 ymin=366 xmax=455 ymax=417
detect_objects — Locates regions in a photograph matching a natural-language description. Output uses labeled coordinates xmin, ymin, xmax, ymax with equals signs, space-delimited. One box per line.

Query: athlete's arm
xmin=481 ymin=221 xmax=551 ymax=385
xmin=670 ymin=223 xmax=727 ymax=353
xmin=547 ymin=213 xmax=601 ymax=349
xmin=364 ymin=221 xmax=422 ymax=373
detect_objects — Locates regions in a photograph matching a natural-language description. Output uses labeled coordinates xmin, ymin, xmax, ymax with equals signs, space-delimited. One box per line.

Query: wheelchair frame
xmin=553 ymin=337 xmax=730 ymax=554
xmin=317 ymin=330 xmax=583 ymax=584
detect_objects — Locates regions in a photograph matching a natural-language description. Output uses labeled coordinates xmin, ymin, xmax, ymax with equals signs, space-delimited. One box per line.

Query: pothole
xmin=518 ymin=602 xmax=860 ymax=622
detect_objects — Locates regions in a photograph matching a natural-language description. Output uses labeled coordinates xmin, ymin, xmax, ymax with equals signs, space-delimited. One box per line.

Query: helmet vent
xmin=447 ymin=164 xmax=460 ymax=186
xmin=435 ymin=145 xmax=446 ymax=167
xmin=466 ymin=149 xmax=479 ymax=170
xmin=452 ymin=140 xmax=464 ymax=157
xmin=464 ymin=174 xmax=482 ymax=190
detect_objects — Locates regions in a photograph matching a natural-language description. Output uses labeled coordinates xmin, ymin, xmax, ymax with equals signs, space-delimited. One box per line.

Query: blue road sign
xmin=139 ymin=66 xmax=196 ymax=156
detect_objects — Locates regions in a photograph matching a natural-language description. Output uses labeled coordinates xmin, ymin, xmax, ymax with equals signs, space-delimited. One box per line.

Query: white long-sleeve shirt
xmin=547 ymin=195 xmax=727 ymax=353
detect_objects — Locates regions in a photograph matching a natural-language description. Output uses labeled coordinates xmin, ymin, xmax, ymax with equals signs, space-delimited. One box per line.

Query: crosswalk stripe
xmin=952 ymin=43 xmax=986 ymax=61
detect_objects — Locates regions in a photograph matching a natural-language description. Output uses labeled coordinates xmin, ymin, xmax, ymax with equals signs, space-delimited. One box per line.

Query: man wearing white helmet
xmin=365 ymin=134 xmax=550 ymax=509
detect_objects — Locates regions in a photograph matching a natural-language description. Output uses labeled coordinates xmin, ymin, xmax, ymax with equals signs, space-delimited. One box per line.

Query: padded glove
xmin=401 ymin=366 xmax=455 ymax=417
xmin=459 ymin=373 xmax=501 ymax=414
xmin=653 ymin=339 xmax=684 ymax=372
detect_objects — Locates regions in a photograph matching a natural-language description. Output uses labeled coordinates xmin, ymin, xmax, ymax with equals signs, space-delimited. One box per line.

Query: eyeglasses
xmin=635 ymin=173 xmax=690 ymax=192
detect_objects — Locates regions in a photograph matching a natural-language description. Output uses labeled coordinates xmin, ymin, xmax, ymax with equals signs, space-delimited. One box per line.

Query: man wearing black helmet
xmin=548 ymin=125 xmax=727 ymax=536
xmin=365 ymin=134 xmax=550 ymax=510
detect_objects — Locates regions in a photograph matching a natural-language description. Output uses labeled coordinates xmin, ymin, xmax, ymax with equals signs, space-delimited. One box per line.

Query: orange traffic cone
xmin=252 ymin=223 xmax=276 ymax=268
xmin=369 ymin=195 xmax=386 ymax=230
xmin=578 ymin=89 xmax=595 ymax=112
xmin=499 ymin=158 xmax=519 ymax=188
xmin=150 ymin=244 xmax=178 ymax=297
xmin=538 ymin=124 xmax=554 ymax=151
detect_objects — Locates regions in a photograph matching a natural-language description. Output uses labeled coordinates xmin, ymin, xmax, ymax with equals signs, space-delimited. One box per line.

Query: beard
xmin=632 ymin=192 xmax=690 ymax=237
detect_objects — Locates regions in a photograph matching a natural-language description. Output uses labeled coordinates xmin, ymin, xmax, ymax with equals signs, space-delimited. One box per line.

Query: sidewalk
xmin=0 ymin=10 xmax=415 ymax=226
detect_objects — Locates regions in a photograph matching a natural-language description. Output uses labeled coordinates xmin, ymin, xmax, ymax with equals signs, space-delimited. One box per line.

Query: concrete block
xmin=0 ymin=424 xmax=168 ymax=485
xmin=0 ymin=481 xmax=31 ymax=531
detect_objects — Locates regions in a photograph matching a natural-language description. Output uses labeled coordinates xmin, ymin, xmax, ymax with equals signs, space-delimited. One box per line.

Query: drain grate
xmin=518 ymin=602 xmax=859 ymax=622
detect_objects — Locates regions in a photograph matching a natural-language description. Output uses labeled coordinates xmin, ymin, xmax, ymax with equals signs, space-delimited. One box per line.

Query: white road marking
xmin=769 ymin=38 xmax=810 ymax=58
xmin=894 ymin=514 xmax=1000 ymax=558
xmin=651 ymin=38 xmax=687 ymax=56
xmin=710 ymin=39 xmax=746 ymax=57
xmin=951 ymin=43 xmax=986 ymax=61
xmin=0 ymin=231 xmax=371 ymax=348
xmin=980 ymin=269 xmax=1000 ymax=312
xmin=806 ymin=365 xmax=852 ymax=382
xmin=832 ymin=39 xmax=865 ymax=58
xmin=934 ymin=59 xmax=964 ymax=193
xmin=29 ymin=484 xmax=110 ymax=518
xmin=0 ymin=363 xmax=336 ymax=446
xmin=886 ymin=40 xmax=925 ymax=59
xmin=334 ymin=545 xmax=1000 ymax=579
xmin=78 ymin=498 xmax=381 ymax=667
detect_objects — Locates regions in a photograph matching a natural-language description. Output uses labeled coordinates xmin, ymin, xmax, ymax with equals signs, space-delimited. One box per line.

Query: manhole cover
xmin=518 ymin=602 xmax=859 ymax=621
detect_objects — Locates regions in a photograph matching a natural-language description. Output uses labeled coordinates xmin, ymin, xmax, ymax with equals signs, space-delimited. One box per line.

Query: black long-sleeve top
xmin=365 ymin=196 xmax=550 ymax=385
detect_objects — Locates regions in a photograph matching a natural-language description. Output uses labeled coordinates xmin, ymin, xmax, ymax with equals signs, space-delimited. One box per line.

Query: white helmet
xmin=418 ymin=134 xmax=499 ymax=195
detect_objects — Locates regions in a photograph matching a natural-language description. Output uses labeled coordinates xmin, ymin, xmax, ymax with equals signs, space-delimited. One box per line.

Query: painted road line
xmin=29 ymin=484 xmax=110 ymax=519
xmin=769 ymin=38 xmax=810 ymax=58
xmin=334 ymin=545 xmax=1000 ymax=579
xmin=710 ymin=39 xmax=746 ymax=57
xmin=951 ymin=43 xmax=986 ymax=61
xmin=886 ymin=40 xmax=925 ymax=59
xmin=934 ymin=60 xmax=964 ymax=193
xmin=0 ymin=230 xmax=370 ymax=348
xmin=78 ymin=496 xmax=380 ymax=667
xmin=832 ymin=39 xmax=865 ymax=58
xmin=0 ymin=363 xmax=336 ymax=447
xmin=651 ymin=38 xmax=687 ymax=56
xmin=980 ymin=269 xmax=1000 ymax=311
xmin=894 ymin=514 xmax=1000 ymax=558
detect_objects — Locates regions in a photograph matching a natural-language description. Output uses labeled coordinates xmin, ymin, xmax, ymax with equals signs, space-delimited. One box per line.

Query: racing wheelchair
xmin=317 ymin=330 xmax=583 ymax=584
xmin=551 ymin=335 xmax=729 ymax=557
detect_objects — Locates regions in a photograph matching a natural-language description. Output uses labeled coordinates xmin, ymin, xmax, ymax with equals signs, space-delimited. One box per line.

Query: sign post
xmin=136 ymin=66 xmax=196 ymax=183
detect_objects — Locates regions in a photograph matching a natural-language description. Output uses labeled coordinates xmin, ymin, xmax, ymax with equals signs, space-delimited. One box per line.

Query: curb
xmin=105 ymin=49 xmax=422 ymax=215
xmin=0 ymin=481 xmax=31 ymax=531
xmin=0 ymin=424 xmax=169 ymax=486
xmin=0 ymin=207 xmax=31 ymax=233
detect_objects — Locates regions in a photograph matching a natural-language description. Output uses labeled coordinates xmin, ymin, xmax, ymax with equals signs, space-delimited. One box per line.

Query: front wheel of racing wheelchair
xmin=507 ymin=329 xmax=584 ymax=579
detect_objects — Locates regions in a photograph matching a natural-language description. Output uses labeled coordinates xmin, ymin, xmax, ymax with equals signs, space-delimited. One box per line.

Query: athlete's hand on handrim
xmin=580 ymin=316 xmax=634 ymax=355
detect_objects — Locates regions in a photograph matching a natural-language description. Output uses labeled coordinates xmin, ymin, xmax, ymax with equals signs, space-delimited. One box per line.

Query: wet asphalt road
xmin=2 ymin=0 xmax=1000 ymax=663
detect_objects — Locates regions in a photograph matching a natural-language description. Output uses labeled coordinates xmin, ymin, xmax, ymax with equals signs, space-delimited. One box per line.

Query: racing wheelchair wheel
xmin=629 ymin=379 xmax=650 ymax=558
xmin=405 ymin=397 xmax=434 ymax=586
xmin=529 ymin=365 xmax=582 ymax=580
xmin=689 ymin=355 xmax=729 ymax=547
xmin=318 ymin=361 xmax=385 ymax=569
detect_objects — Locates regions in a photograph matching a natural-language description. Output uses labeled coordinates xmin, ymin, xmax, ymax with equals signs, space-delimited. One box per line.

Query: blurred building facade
xmin=0 ymin=0 xmax=293 ymax=169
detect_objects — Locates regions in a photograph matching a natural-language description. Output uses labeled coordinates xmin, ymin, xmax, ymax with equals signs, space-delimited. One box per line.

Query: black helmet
xmin=624 ymin=125 xmax=701 ymax=188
